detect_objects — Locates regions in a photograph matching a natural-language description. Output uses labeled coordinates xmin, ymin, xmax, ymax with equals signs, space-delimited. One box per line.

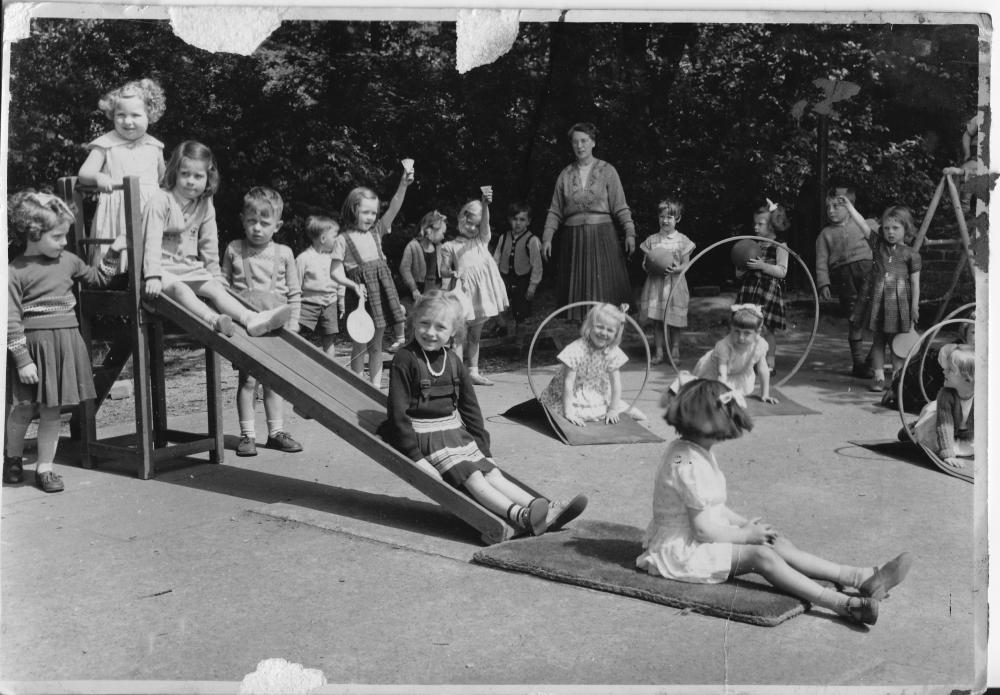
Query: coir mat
xmin=473 ymin=519 xmax=810 ymax=626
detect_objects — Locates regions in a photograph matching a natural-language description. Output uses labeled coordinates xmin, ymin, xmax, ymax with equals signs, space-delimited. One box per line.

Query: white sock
xmin=267 ymin=420 xmax=284 ymax=438
xmin=837 ymin=565 xmax=871 ymax=588
xmin=36 ymin=461 xmax=53 ymax=474
xmin=239 ymin=420 xmax=256 ymax=439
xmin=241 ymin=311 xmax=254 ymax=325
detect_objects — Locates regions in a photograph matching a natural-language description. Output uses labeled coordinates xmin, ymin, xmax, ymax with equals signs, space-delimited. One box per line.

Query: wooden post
xmin=817 ymin=114 xmax=829 ymax=224
xmin=911 ymin=175 xmax=946 ymax=252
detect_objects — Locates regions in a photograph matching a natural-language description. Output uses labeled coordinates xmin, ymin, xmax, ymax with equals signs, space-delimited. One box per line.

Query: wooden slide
xmin=149 ymin=294 xmax=532 ymax=545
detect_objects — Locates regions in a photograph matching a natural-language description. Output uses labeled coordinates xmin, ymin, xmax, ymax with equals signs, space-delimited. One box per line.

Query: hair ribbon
xmin=718 ymin=389 xmax=747 ymax=409
xmin=731 ymin=303 xmax=764 ymax=319
xmin=766 ymin=198 xmax=779 ymax=212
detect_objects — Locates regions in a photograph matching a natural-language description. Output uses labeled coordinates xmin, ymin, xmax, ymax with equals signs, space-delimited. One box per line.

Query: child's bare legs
xmin=763 ymin=328 xmax=776 ymax=370
xmin=651 ymin=319 xmax=666 ymax=363
xmin=666 ymin=325 xmax=681 ymax=361
xmin=870 ymin=331 xmax=888 ymax=388
xmin=319 ymin=334 xmax=337 ymax=358
xmin=465 ymin=320 xmax=492 ymax=385
xmin=463 ymin=468 xmax=547 ymax=534
xmin=5 ymin=404 xmax=34 ymax=459
xmin=388 ymin=321 xmax=406 ymax=352
xmin=162 ymin=281 xmax=238 ymax=327
xmin=236 ymin=374 xmax=301 ymax=454
xmin=848 ymin=322 xmax=873 ymax=377
xmin=731 ymin=539 xmax=875 ymax=622
xmin=368 ymin=326 xmax=386 ymax=387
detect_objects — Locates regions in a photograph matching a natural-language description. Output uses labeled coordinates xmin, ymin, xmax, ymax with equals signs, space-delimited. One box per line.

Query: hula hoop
xmin=897 ymin=317 xmax=975 ymax=481
xmin=526 ymin=301 xmax=652 ymax=426
xmin=914 ymin=302 xmax=976 ymax=404
xmin=663 ymin=235 xmax=820 ymax=388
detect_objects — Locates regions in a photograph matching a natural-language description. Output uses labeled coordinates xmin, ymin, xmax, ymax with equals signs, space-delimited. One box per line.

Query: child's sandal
xmin=387 ymin=336 xmax=406 ymax=353
xmin=843 ymin=597 xmax=878 ymax=626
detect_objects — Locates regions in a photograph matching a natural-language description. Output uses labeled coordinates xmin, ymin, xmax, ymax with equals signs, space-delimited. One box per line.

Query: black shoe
xmin=3 ymin=455 xmax=24 ymax=484
xmin=35 ymin=470 xmax=64 ymax=493
xmin=236 ymin=435 xmax=258 ymax=457
xmin=852 ymin=363 xmax=875 ymax=378
xmin=265 ymin=432 xmax=303 ymax=453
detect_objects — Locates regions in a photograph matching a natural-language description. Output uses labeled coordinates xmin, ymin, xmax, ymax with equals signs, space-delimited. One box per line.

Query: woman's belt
xmin=562 ymin=212 xmax=614 ymax=227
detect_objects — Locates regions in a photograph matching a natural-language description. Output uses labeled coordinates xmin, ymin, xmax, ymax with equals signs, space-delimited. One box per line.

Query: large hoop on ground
xmin=913 ymin=302 xmax=976 ymax=404
xmin=897 ymin=317 xmax=975 ymax=481
xmin=663 ymin=235 xmax=820 ymax=388
xmin=526 ymin=301 xmax=652 ymax=421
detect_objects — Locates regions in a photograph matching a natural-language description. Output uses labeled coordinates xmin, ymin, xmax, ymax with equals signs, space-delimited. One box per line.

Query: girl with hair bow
xmin=691 ymin=304 xmax=778 ymax=404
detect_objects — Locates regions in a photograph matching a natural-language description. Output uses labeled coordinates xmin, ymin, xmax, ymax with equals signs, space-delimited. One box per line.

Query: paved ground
xmin=0 ymin=300 xmax=984 ymax=693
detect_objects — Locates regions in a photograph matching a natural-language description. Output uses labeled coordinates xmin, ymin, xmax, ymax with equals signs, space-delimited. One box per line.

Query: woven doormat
xmin=473 ymin=520 xmax=809 ymax=626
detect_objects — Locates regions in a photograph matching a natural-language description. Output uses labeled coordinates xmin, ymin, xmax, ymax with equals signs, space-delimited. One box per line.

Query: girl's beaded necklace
xmin=420 ymin=346 xmax=447 ymax=378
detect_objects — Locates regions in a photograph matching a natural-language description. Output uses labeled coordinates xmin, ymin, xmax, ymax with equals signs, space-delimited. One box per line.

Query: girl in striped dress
xmin=330 ymin=166 xmax=413 ymax=387
xmin=382 ymin=291 xmax=586 ymax=536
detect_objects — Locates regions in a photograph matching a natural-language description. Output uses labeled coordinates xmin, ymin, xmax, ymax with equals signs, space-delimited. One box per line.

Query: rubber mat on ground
xmin=473 ymin=519 xmax=810 ymax=626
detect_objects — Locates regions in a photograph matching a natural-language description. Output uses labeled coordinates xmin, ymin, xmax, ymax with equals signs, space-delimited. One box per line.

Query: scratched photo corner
xmin=0 ymin=4 xmax=994 ymax=693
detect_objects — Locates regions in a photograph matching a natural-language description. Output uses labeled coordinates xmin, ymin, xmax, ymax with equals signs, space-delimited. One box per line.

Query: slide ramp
xmin=150 ymin=295 xmax=525 ymax=544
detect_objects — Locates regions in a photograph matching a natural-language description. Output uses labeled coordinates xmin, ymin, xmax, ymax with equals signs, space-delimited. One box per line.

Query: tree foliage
xmin=7 ymin=18 xmax=979 ymax=284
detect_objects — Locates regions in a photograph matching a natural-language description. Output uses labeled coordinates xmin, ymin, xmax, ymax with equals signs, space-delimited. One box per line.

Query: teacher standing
xmin=541 ymin=122 xmax=636 ymax=321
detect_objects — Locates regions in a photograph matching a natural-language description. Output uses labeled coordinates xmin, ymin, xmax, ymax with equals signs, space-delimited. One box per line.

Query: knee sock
xmin=266 ymin=419 xmax=284 ymax=438
xmin=849 ymin=337 xmax=867 ymax=366
xmin=239 ymin=420 xmax=256 ymax=439
xmin=5 ymin=406 xmax=34 ymax=458
xmin=505 ymin=503 xmax=528 ymax=527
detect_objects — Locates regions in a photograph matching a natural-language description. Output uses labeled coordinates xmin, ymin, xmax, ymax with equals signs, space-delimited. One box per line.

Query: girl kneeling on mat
xmin=636 ymin=376 xmax=911 ymax=626
xmin=381 ymin=290 xmax=586 ymax=536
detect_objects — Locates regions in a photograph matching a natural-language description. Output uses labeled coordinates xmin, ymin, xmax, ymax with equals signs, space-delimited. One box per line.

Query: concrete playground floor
xmin=0 ymin=308 xmax=985 ymax=692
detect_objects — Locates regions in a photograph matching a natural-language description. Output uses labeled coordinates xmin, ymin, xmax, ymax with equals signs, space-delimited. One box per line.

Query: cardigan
xmin=542 ymin=159 xmax=636 ymax=244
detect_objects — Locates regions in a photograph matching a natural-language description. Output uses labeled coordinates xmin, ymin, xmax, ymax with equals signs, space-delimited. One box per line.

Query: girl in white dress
xmin=78 ymin=78 xmax=167 ymax=271
xmin=636 ymin=376 xmax=912 ymax=626
xmin=538 ymin=303 xmax=646 ymax=426
xmin=438 ymin=189 xmax=509 ymax=386
xmin=692 ymin=304 xmax=777 ymax=403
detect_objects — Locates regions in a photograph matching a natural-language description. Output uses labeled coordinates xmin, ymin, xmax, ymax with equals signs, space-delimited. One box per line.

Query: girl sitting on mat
xmin=636 ymin=376 xmax=912 ymax=626
xmin=898 ymin=343 xmax=976 ymax=481
xmin=691 ymin=304 xmax=777 ymax=404
xmin=381 ymin=290 xmax=587 ymax=536
xmin=538 ymin=302 xmax=646 ymax=427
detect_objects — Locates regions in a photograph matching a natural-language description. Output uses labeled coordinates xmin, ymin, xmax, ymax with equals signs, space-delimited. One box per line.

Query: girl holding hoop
xmin=538 ymin=303 xmax=647 ymax=426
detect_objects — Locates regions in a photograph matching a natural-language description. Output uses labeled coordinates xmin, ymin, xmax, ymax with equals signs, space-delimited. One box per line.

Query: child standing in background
xmin=841 ymin=198 xmax=922 ymax=392
xmin=636 ymin=377 xmax=911 ymax=627
xmin=538 ymin=303 xmax=646 ymax=426
xmin=222 ymin=187 xmax=303 ymax=457
xmin=400 ymin=209 xmax=447 ymax=301
xmin=638 ymin=198 xmax=695 ymax=364
xmin=330 ymin=166 xmax=414 ymax=387
xmin=492 ymin=202 xmax=543 ymax=336
xmin=142 ymin=141 xmax=291 ymax=338
xmin=815 ymin=186 xmax=877 ymax=378
xmin=6 ymin=192 xmax=127 ymax=491
xmin=692 ymin=304 xmax=777 ymax=404
xmin=297 ymin=214 xmax=346 ymax=357
xmin=735 ymin=200 xmax=790 ymax=372
xmin=78 ymin=78 xmax=167 ymax=271
xmin=438 ymin=189 xmax=509 ymax=386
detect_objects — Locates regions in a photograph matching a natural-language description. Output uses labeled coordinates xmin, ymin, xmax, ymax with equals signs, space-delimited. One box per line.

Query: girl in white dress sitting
xmin=538 ymin=303 xmax=645 ymax=426
xmin=635 ymin=376 xmax=912 ymax=626
xmin=692 ymin=303 xmax=777 ymax=403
